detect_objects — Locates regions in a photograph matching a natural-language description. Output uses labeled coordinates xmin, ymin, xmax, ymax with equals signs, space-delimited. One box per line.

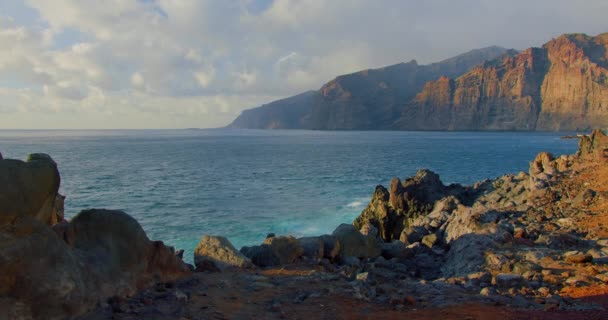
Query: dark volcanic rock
xmin=241 ymin=236 xmax=304 ymax=267
xmin=354 ymin=169 xmax=465 ymax=241
xmin=332 ymin=224 xmax=381 ymax=259
xmin=0 ymin=153 xmax=61 ymax=227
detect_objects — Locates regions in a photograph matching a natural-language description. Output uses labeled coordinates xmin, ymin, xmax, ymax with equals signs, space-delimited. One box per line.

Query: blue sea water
xmin=1 ymin=129 xmax=578 ymax=263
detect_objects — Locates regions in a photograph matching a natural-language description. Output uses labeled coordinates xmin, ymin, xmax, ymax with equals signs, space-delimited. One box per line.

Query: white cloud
xmin=130 ymin=72 xmax=145 ymax=89
xmin=194 ymin=67 xmax=216 ymax=88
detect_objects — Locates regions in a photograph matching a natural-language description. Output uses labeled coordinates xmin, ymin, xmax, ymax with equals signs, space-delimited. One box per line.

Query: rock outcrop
xmin=353 ymin=169 xmax=468 ymax=242
xmin=578 ymin=128 xmax=608 ymax=160
xmin=194 ymin=235 xmax=253 ymax=271
xmin=0 ymin=154 xmax=191 ymax=320
xmin=0 ymin=153 xmax=61 ymax=227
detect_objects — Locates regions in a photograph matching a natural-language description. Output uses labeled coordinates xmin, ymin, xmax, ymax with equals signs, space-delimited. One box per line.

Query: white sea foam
xmin=346 ymin=200 xmax=364 ymax=208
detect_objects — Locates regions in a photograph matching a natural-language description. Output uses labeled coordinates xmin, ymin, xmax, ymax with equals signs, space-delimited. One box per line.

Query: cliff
xmin=230 ymin=32 xmax=608 ymax=131
xmin=229 ymin=46 xmax=511 ymax=129
xmin=393 ymin=33 xmax=608 ymax=131
xmin=228 ymin=90 xmax=317 ymax=129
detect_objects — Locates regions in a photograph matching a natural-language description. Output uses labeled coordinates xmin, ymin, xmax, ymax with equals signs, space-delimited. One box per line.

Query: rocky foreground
xmin=3 ymin=131 xmax=608 ymax=319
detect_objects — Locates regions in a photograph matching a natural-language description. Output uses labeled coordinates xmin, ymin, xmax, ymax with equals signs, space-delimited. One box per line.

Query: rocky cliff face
xmin=537 ymin=33 xmax=608 ymax=130
xmin=229 ymin=47 xmax=510 ymax=130
xmin=230 ymin=32 xmax=608 ymax=131
xmin=393 ymin=33 xmax=608 ymax=131
xmin=394 ymin=47 xmax=548 ymax=130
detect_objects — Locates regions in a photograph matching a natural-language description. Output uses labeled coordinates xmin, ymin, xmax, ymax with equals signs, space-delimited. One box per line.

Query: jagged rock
xmin=443 ymin=204 xmax=504 ymax=243
xmin=354 ymin=170 xmax=464 ymax=242
xmin=332 ymin=224 xmax=381 ymax=259
xmin=297 ymin=236 xmax=325 ymax=260
xmin=0 ymin=153 xmax=61 ymax=227
xmin=579 ymin=129 xmax=608 ymax=160
xmin=194 ymin=235 xmax=253 ymax=271
xmin=530 ymin=152 xmax=555 ymax=176
xmin=359 ymin=222 xmax=379 ymax=238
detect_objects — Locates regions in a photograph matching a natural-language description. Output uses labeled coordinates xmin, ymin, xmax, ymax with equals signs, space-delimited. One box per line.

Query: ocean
xmin=1 ymin=129 xmax=578 ymax=263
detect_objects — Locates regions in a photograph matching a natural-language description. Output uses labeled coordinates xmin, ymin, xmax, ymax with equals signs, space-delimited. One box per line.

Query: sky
xmin=0 ymin=0 xmax=606 ymax=129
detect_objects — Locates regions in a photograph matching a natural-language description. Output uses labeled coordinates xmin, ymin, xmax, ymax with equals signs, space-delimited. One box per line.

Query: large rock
xmin=319 ymin=234 xmax=341 ymax=260
xmin=354 ymin=170 xmax=463 ymax=242
xmin=1 ymin=208 xmax=192 ymax=320
xmin=241 ymin=235 xmax=304 ymax=267
xmin=68 ymin=209 xmax=191 ymax=295
xmin=579 ymin=129 xmax=608 ymax=161
xmin=0 ymin=216 xmax=97 ymax=320
xmin=194 ymin=235 xmax=252 ymax=271
xmin=332 ymin=224 xmax=381 ymax=259
xmin=0 ymin=153 xmax=61 ymax=227
xmin=442 ymin=234 xmax=498 ymax=277
xmin=297 ymin=236 xmax=325 ymax=260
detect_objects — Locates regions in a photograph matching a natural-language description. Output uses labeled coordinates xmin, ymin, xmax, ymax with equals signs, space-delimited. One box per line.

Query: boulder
xmin=319 ymin=234 xmax=341 ymax=260
xmin=381 ymin=240 xmax=411 ymax=259
xmin=240 ymin=245 xmax=278 ymax=267
xmin=68 ymin=209 xmax=191 ymax=294
xmin=0 ymin=154 xmax=61 ymax=227
xmin=263 ymin=235 xmax=304 ymax=264
xmin=0 ymin=216 xmax=98 ymax=320
xmin=297 ymin=236 xmax=325 ymax=260
xmin=241 ymin=236 xmax=304 ymax=267
xmin=194 ymin=235 xmax=253 ymax=271
xmin=332 ymin=224 xmax=381 ymax=259
xmin=441 ymin=234 xmax=497 ymax=277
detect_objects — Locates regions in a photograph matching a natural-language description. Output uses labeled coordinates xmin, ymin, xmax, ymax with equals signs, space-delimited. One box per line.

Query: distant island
xmin=229 ymin=32 xmax=608 ymax=131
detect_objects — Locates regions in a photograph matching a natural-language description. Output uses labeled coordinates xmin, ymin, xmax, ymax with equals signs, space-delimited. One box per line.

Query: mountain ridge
xmin=229 ymin=32 xmax=608 ymax=131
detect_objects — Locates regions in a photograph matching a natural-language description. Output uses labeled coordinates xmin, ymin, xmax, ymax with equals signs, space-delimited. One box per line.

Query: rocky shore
xmin=2 ymin=130 xmax=608 ymax=319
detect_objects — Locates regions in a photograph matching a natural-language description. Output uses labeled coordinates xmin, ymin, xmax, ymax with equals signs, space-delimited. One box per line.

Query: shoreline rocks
xmin=0 ymin=154 xmax=191 ymax=320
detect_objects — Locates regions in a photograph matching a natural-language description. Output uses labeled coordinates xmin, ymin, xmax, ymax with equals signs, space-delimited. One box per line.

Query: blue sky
xmin=0 ymin=0 xmax=607 ymax=129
